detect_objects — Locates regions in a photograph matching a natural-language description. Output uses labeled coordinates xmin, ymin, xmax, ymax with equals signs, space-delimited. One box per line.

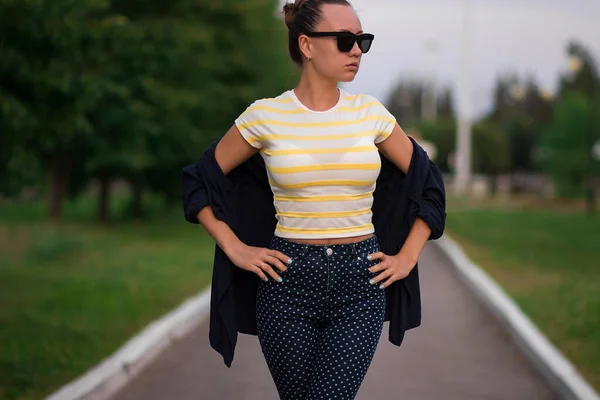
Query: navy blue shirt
xmin=182 ymin=137 xmax=446 ymax=367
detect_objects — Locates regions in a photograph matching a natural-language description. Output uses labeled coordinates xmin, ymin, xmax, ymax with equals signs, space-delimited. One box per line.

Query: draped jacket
xmin=181 ymin=137 xmax=446 ymax=367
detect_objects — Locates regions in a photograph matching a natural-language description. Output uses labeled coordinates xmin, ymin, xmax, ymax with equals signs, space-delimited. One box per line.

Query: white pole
xmin=454 ymin=0 xmax=473 ymax=195
xmin=422 ymin=40 xmax=438 ymax=122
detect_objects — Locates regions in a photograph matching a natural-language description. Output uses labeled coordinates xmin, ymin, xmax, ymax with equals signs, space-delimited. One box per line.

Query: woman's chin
xmin=339 ymin=72 xmax=358 ymax=82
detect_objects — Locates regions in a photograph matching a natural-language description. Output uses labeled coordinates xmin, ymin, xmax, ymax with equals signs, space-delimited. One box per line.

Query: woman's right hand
xmin=225 ymin=241 xmax=292 ymax=282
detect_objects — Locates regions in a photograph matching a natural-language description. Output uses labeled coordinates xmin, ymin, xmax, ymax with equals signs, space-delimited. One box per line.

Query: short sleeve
xmin=234 ymin=101 xmax=263 ymax=149
xmin=370 ymin=97 xmax=397 ymax=144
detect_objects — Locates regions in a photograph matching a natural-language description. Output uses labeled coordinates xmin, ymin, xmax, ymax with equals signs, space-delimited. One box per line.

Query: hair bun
xmin=283 ymin=0 xmax=308 ymax=28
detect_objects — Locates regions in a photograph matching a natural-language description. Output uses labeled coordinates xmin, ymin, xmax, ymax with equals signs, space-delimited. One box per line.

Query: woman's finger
xmin=367 ymin=260 xmax=389 ymax=273
xmin=367 ymin=252 xmax=386 ymax=261
xmin=378 ymin=275 xmax=397 ymax=289
xmin=264 ymin=255 xmax=288 ymax=272
xmin=268 ymin=249 xmax=293 ymax=265
xmin=368 ymin=267 xmax=393 ymax=286
xmin=251 ymin=266 xmax=269 ymax=282
xmin=257 ymin=261 xmax=283 ymax=282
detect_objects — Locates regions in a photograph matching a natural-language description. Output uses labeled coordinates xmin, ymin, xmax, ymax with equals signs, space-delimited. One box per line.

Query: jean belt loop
xmin=301 ymin=244 xmax=309 ymax=257
xmin=350 ymin=242 xmax=358 ymax=257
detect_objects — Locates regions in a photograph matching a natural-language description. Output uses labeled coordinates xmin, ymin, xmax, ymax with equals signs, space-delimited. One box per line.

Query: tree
xmin=0 ymin=0 xmax=123 ymax=218
xmin=472 ymin=122 xmax=510 ymax=176
xmin=548 ymin=40 xmax=600 ymax=211
xmin=558 ymin=41 xmax=600 ymax=100
xmin=541 ymin=92 xmax=594 ymax=198
xmin=415 ymin=118 xmax=456 ymax=173
xmin=0 ymin=0 xmax=292 ymax=221
xmin=387 ymin=80 xmax=426 ymax=127
xmin=436 ymin=87 xmax=454 ymax=119
xmin=485 ymin=74 xmax=554 ymax=174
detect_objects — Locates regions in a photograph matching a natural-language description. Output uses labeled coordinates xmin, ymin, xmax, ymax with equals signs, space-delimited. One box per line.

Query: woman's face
xmin=300 ymin=4 xmax=365 ymax=83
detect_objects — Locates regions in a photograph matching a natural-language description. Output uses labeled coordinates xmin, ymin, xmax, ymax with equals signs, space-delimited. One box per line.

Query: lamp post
xmin=454 ymin=0 xmax=473 ymax=196
xmin=421 ymin=39 xmax=439 ymax=122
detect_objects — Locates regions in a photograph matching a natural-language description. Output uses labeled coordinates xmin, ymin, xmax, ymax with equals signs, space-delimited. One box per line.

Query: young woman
xmin=186 ymin=0 xmax=445 ymax=398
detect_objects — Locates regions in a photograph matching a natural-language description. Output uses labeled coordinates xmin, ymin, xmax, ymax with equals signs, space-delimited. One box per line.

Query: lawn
xmin=0 ymin=199 xmax=215 ymax=400
xmin=446 ymin=197 xmax=600 ymax=391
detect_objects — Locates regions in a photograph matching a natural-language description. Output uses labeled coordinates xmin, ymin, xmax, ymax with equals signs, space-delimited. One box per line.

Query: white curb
xmin=46 ymin=287 xmax=212 ymax=400
xmin=435 ymin=235 xmax=600 ymax=400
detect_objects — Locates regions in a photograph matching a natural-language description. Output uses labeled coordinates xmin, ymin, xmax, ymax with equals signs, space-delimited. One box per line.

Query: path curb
xmin=435 ymin=235 xmax=600 ymax=400
xmin=46 ymin=287 xmax=212 ymax=400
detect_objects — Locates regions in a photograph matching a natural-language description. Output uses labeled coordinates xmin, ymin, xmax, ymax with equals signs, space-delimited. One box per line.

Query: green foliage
xmin=385 ymin=81 xmax=454 ymax=127
xmin=559 ymin=41 xmax=600 ymax=100
xmin=472 ymin=122 xmax=510 ymax=175
xmin=0 ymin=0 xmax=292 ymax=217
xmin=0 ymin=0 xmax=114 ymax=196
xmin=415 ymin=118 xmax=509 ymax=175
xmin=415 ymin=118 xmax=456 ymax=172
xmin=540 ymin=92 xmax=598 ymax=198
xmin=502 ymin=113 xmax=540 ymax=172
xmin=485 ymin=75 xmax=553 ymax=174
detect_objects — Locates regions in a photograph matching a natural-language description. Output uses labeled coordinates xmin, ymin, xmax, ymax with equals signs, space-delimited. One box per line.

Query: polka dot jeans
xmin=256 ymin=235 xmax=386 ymax=400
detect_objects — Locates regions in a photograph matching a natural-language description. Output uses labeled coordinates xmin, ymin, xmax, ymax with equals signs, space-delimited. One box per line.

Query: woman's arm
xmin=376 ymin=123 xmax=414 ymax=174
xmin=195 ymin=124 xmax=291 ymax=282
xmin=367 ymin=125 xmax=434 ymax=289
xmin=376 ymin=123 xmax=433 ymax=255
xmin=213 ymin=124 xmax=259 ymax=176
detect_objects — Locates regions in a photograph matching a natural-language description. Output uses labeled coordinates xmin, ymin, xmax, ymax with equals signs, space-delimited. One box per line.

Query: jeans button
xmin=326 ymin=248 xmax=333 ymax=256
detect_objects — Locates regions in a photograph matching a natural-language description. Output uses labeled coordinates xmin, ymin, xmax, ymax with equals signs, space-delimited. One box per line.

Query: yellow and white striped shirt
xmin=235 ymin=88 xmax=397 ymax=239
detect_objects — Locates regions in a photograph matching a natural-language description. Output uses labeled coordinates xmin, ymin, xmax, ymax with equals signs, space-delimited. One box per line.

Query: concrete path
xmin=111 ymin=243 xmax=558 ymax=400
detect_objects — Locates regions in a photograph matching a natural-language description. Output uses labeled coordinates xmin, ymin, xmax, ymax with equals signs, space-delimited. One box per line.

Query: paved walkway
xmin=111 ymin=243 xmax=558 ymax=399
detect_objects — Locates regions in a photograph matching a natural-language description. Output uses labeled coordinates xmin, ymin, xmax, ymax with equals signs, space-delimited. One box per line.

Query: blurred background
xmin=0 ymin=0 xmax=598 ymax=399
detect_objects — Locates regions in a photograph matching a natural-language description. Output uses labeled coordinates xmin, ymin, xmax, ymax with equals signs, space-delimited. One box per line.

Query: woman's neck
xmin=294 ymin=72 xmax=340 ymax=112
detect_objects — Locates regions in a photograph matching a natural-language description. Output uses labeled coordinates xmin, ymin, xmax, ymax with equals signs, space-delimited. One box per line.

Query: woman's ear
xmin=298 ymin=35 xmax=313 ymax=60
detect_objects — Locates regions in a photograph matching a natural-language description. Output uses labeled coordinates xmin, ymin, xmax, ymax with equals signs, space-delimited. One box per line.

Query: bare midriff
xmin=285 ymin=233 xmax=374 ymax=246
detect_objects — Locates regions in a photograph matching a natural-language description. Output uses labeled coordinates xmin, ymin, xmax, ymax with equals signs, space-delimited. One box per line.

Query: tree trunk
xmin=130 ymin=178 xmax=144 ymax=220
xmin=98 ymin=175 xmax=111 ymax=223
xmin=48 ymin=156 xmax=71 ymax=220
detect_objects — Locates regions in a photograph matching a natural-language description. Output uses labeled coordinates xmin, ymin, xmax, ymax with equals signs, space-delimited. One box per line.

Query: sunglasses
xmin=304 ymin=31 xmax=375 ymax=53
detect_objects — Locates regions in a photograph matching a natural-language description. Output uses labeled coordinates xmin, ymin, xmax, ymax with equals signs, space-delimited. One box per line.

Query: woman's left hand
xmin=366 ymin=252 xmax=416 ymax=289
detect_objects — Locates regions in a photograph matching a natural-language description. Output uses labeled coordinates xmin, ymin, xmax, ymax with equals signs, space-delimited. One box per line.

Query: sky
xmin=282 ymin=0 xmax=600 ymax=118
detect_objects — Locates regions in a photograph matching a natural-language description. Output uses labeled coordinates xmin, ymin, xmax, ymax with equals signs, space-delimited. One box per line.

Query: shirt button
xmin=326 ymin=248 xmax=333 ymax=256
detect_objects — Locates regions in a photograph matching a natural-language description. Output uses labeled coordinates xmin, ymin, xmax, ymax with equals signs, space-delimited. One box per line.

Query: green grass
xmin=447 ymin=197 xmax=600 ymax=391
xmin=0 ymin=199 xmax=215 ymax=400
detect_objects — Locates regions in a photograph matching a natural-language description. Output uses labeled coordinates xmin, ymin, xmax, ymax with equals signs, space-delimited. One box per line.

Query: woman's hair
xmin=282 ymin=0 xmax=352 ymax=66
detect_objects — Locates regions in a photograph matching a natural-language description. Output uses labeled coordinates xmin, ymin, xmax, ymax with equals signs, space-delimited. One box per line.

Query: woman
xmin=184 ymin=0 xmax=445 ymax=398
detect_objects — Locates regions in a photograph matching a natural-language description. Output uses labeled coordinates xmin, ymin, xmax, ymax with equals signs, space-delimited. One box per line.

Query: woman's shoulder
xmin=235 ymin=90 xmax=296 ymax=133
xmin=340 ymin=89 xmax=386 ymax=108
xmin=242 ymin=90 xmax=295 ymax=113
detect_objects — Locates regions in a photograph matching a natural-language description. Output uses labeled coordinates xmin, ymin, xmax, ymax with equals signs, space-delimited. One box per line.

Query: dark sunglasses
xmin=304 ymin=31 xmax=375 ymax=53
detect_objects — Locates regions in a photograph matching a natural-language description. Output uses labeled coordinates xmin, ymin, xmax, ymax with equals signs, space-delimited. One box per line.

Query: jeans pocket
xmin=358 ymin=252 xmax=380 ymax=273
xmin=280 ymin=251 xmax=308 ymax=277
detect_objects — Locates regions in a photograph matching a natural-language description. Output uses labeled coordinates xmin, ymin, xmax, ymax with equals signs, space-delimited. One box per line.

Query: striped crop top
xmin=234 ymin=88 xmax=397 ymax=239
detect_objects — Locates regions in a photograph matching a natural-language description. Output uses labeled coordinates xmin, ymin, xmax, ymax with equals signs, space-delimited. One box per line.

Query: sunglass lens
xmin=337 ymin=33 xmax=356 ymax=52
xmin=358 ymin=36 xmax=373 ymax=53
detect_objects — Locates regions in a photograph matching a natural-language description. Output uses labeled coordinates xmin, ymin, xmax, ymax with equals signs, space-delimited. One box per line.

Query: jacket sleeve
xmin=406 ymin=138 xmax=447 ymax=241
xmin=417 ymin=159 xmax=446 ymax=240
xmin=182 ymin=159 xmax=210 ymax=224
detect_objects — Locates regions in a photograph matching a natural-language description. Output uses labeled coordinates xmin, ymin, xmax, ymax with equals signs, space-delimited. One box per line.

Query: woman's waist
xmin=269 ymin=234 xmax=379 ymax=258
xmin=283 ymin=233 xmax=374 ymax=246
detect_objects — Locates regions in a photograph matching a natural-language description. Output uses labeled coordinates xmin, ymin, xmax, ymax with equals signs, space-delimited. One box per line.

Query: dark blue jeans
xmin=256 ymin=235 xmax=386 ymax=400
